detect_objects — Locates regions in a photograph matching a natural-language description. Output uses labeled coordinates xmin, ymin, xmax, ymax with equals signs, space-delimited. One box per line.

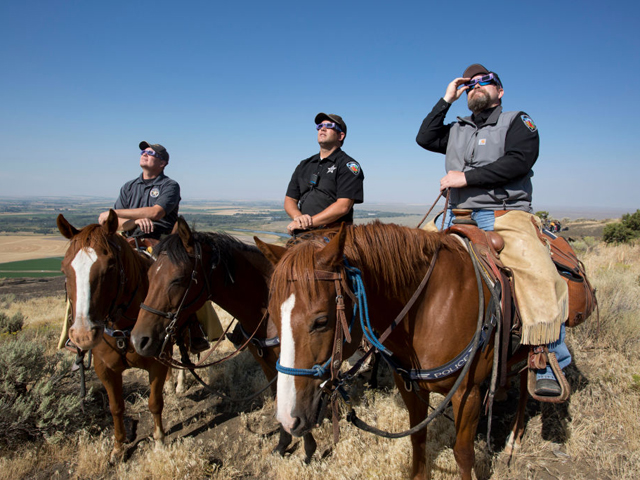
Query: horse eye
xmin=170 ymin=277 xmax=186 ymax=287
xmin=310 ymin=315 xmax=329 ymax=332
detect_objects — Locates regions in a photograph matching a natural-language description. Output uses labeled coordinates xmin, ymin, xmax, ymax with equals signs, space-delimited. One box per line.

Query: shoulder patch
xmin=520 ymin=114 xmax=537 ymax=132
xmin=346 ymin=161 xmax=361 ymax=176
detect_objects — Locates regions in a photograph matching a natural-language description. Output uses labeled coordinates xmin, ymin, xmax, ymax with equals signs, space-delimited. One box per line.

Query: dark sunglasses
xmin=140 ymin=150 xmax=162 ymax=158
xmin=316 ymin=122 xmax=343 ymax=133
xmin=463 ymin=73 xmax=501 ymax=91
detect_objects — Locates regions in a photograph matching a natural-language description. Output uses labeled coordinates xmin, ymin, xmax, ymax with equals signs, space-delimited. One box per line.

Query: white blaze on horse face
xmin=277 ymin=293 xmax=298 ymax=432
xmin=71 ymin=248 xmax=98 ymax=326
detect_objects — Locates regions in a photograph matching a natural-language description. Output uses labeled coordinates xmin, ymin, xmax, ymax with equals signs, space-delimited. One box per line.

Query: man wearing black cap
xmin=284 ymin=113 xmax=364 ymax=234
xmin=98 ymin=141 xmax=180 ymax=241
xmin=416 ymin=64 xmax=570 ymax=398
xmin=95 ymin=142 xmax=212 ymax=353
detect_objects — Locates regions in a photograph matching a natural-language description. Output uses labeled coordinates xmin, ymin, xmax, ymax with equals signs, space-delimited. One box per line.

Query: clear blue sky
xmin=1 ymin=1 xmax=638 ymax=211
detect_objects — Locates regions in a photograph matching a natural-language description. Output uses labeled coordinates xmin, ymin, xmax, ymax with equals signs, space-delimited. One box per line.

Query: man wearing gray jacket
xmin=416 ymin=63 xmax=570 ymax=397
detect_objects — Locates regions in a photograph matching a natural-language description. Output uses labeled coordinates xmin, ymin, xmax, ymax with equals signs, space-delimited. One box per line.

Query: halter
xmin=139 ymin=241 xmax=215 ymax=357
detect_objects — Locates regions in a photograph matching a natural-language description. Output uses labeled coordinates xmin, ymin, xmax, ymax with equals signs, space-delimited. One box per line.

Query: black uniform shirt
xmin=286 ymin=148 xmax=364 ymax=224
xmin=416 ymin=98 xmax=539 ymax=188
xmin=114 ymin=172 xmax=181 ymax=239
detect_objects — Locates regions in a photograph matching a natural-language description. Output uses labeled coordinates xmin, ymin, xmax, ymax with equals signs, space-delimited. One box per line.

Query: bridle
xmin=65 ymin=237 xmax=137 ymax=332
xmin=104 ymin=238 xmax=142 ymax=327
xmin=139 ymin=241 xmax=215 ymax=358
xmin=275 ymin=268 xmax=356 ymax=381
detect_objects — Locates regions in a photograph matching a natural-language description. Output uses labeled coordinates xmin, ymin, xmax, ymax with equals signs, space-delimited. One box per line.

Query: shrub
xmin=0 ymin=334 xmax=83 ymax=447
xmin=0 ymin=311 xmax=24 ymax=334
xmin=603 ymin=222 xmax=637 ymax=244
xmin=604 ymin=209 xmax=640 ymax=244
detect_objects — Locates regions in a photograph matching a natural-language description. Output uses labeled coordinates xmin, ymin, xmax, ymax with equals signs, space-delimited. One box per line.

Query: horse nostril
xmin=139 ymin=336 xmax=150 ymax=351
xmin=291 ymin=417 xmax=301 ymax=432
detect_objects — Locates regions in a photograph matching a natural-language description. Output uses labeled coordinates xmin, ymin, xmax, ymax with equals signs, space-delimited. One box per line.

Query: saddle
xmin=445 ymin=212 xmax=597 ymax=403
xmin=124 ymin=236 xmax=159 ymax=252
xmin=447 ymin=221 xmax=517 ymax=392
xmin=532 ymin=219 xmax=598 ymax=328
xmin=446 ymin=212 xmax=597 ymax=331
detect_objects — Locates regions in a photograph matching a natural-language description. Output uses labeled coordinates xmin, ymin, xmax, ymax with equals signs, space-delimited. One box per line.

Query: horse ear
xmin=317 ymin=223 xmax=347 ymax=269
xmin=57 ymin=214 xmax=80 ymax=239
xmin=175 ymin=217 xmax=194 ymax=249
xmin=102 ymin=209 xmax=119 ymax=235
xmin=254 ymin=237 xmax=287 ymax=265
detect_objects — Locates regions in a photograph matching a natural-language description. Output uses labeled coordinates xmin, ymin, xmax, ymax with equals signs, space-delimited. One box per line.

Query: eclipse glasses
xmin=462 ymin=73 xmax=502 ymax=91
xmin=316 ymin=122 xmax=343 ymax=133
xmin=140 ymin=150 xmax=162 ymax=158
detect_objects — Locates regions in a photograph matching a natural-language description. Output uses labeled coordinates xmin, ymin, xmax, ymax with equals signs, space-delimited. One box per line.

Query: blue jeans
xmin=436 ymin=208 xmax=571 ymax=381
xmin=536 ymin=322 xmax=571 ymax=380
xmin=435 ymin=209 xmax=497 ymax=231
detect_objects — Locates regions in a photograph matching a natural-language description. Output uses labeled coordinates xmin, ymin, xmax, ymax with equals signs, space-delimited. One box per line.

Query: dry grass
xmin=1 ymin=295 xmax=66 ymax=329
xmin=1 ymin=242 xmax=639 ymax=479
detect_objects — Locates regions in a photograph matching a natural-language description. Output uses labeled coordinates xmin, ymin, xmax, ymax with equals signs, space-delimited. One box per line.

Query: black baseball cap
xmin=315 ymin=113 xmax=347 ymax=137
xmin=139 ymin=141 xmax=169 ymax=163
xmin=463 ymin=63 xmax=503 ymax=88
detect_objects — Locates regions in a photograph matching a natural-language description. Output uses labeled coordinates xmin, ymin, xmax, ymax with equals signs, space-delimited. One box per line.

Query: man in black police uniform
xmin=98 ymin=141 xmax=180 ymax=241
xmin=97 ymin=141 xmax=210 ymax=353
xmin=285 ymin=113 xmax=364 ymax=234
xmin=416 ymin=64 xmax=570 ymax=397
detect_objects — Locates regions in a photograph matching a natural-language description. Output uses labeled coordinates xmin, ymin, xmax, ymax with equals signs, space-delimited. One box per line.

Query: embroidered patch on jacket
xmin=521 ymin=114 xmax=537 ymax=132
xmin=327 ymin=165 xmax=336 ymax=174
xmin=478 ymin=138 xmax=486 ymax=145
xmin=346 ymin=161 xmax=360 ymax=176
xmin=150 ymin=187 xmax=160 ymax=198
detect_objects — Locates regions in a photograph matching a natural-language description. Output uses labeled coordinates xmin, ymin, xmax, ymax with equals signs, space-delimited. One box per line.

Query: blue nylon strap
xmin=343 ymin=259 xmax=393 ymax=357
xmin=276 ymin=358 xmax=329 ymax=378
xmin=343 ymin=257 xmax=488 ymax=382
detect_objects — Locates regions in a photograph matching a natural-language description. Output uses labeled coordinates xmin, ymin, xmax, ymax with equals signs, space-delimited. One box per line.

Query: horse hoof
xmin=109 ymin=447 xmax=125 ymax=465
xmin=504 ymin=440 xmax=521 ymax=457
xmin=273 ymin=444 xmax=287 ymax=457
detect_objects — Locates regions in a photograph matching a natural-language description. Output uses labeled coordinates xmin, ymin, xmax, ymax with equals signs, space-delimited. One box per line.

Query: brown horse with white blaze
xmin=256 ymin=221 xmax=528 ymax=480
xmin=57 ymin=210 xmax=168 ymax=463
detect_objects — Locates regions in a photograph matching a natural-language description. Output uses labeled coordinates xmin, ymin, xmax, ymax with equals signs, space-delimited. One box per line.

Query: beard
xmin=467 ymin=90 xmax=491 ymax=114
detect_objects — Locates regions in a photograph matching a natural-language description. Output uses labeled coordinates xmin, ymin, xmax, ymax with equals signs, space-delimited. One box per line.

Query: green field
xmin=0 ymin=257 xmax=63 ymax=278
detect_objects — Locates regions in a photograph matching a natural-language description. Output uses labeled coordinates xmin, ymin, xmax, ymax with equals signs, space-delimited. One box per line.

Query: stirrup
xmin=527 ymin=352 xmax=570 ymax=403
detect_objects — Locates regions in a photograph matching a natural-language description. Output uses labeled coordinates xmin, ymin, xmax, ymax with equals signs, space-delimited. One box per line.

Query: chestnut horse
xmin=256 ymin=221 xmax=527 ymax=480
xmin=130 ymin=217 xmax=318 ymax=461
xmin=57 ymin=211 xmax=168 ymax=463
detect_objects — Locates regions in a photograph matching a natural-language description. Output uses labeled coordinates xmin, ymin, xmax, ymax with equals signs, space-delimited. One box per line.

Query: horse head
xmin=58 ymin=210 xmax=125 ymax=350
xmin=131 ymin=217 xmax=208 ymax=357
xmin=256 ymin=225 xmax=362 ymax=437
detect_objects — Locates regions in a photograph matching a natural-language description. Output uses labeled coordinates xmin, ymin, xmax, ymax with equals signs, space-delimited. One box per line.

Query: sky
xmin=1 ymin=1 xmax=639 ymax=213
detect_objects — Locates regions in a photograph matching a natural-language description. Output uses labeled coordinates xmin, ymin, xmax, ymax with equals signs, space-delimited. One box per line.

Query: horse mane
xmin=270 ymin=221 xmax=465 ymax=308
xmin=154 ymin=230 xmax=260 ymax=282
xmin=69 ymin=223 xmax=113 ymax=254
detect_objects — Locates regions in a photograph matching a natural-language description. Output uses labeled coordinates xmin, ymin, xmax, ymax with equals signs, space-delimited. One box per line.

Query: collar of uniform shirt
xmin=318 ymin=147 xmax=342 ymax=163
